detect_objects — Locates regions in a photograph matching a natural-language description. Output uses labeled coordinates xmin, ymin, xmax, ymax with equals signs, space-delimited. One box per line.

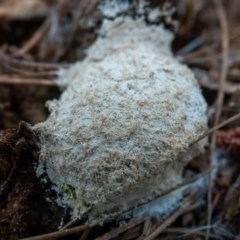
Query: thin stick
xmin=0 ymin=52 xmax=69 ymax=70
xmin=208 ymin=0 xmax=229 ymax=239
xmin=136 ymin=220 xmax=151 ymax=240
xmin=0 ymin=76 xmax=56 ymax=86
xmin=79 ymin=228 xmax=91 ymax=240
xmin=95 ymin=216 xmax=147 ymax=240
xmin=144 ymin=194 xmax=195 ymax=240
xmin=189 ymin=112 xmax=240 ymax=147
xmin=60 ymin=219 xmax=77 ymax=230
xmin=177 ymin=36 xmax=204 ymax=56
xmin=19 ymin=224 xmax=92 ymax=240
xmin=18 ymin=19 xmax=49 ymax=56
xmin=211 ymin=0 xmax=229 ymax=141
xmin=164 ymin=227 xmax=220 ymax=239
xmin=1 ymin=62 xmax=56 ymax=78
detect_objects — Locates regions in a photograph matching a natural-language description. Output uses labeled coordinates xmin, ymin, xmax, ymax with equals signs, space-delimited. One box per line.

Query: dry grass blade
xmin=95 ymin=216 xmax=147 ymax=240
xmin=165 ymin=227 xmax=221 ymax=239
xmin=0 ymin=52 xmax=69 ymax=71
xmin=136 ymin=201 xmax=203 ymax=240
xmin=207 ymin=0 xmax=229 ymax=238
xmin=19 ymin=224 xmax=92 ymax=240
xmin=1 ymin=61 xmax=56 ymax=78
xmin=189 ymin=112 xmax=240 ymax=147
xmin=17 ymin=19 xmax=49 ymax=56
xmin=136 ymin=219 xmax=151 ymax=240
xmin=211 ymin=0 xmax=229 ymax=141
xmin=144 ymin=193 xmax=197 ymax=240
xmin=0 ymin=75 xmax=56 ymax=86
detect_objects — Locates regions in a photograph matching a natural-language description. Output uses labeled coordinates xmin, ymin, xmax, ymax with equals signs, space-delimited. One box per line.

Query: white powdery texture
xmin=34 ymin=17 xmax=208 ymax=222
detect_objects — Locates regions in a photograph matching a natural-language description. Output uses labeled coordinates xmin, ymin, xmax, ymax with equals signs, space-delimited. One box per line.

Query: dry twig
xmin=95 ymin=216 xmax=147 ymax=240
xmin=17 ymin=19 xmax=50 ymax=56
xmin=0 ymin=75 xmax=56 ymax=86
xmin=189 ymin=112 xmax=240 ymax=147
xmin=144 ymin=192 xmax=197 ymax=240
xmin=207 ymin=0 xmax=229 ymax=239
xmin=19 ymin=224 xmax=92 ymax=240
xmin=0 ymin=52 xmax=69 ymax=71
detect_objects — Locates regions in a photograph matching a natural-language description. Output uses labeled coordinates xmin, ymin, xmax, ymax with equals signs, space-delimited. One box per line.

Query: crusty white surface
xmin=34 ymin=17 xmax=207 ymax=222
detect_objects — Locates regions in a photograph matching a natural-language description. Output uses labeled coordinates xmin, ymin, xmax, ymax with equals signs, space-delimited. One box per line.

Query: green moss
xmin=60 ymin=183 xmax=91 ymax=215
xmin=60 ymin=183 xmax=77 ymax=200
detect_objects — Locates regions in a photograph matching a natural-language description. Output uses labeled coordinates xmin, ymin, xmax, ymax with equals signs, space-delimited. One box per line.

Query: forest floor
xmin=1 ymin=0 xmax=240 ymax=239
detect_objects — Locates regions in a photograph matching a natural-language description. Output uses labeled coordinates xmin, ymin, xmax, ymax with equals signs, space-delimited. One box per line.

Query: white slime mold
xmin=34 ymin=9 xmax=207 ymax=223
